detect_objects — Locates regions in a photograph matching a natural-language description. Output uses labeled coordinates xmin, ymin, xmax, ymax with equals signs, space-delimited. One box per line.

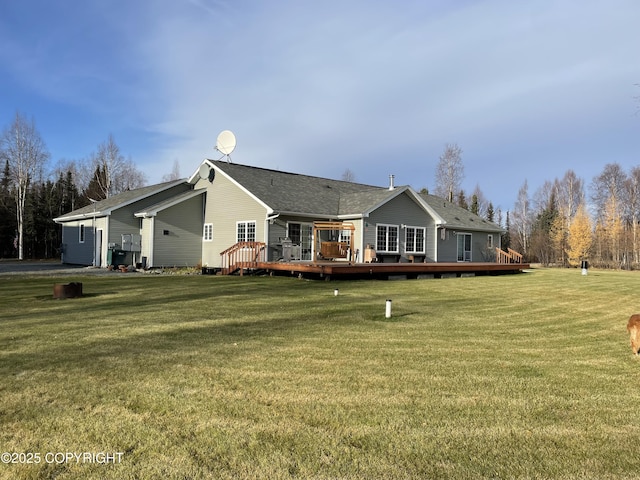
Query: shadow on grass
xmin=371 ymin=312 xmax=416 ymax=322
xmin=34 ymin=292 xmax=113 ymax=302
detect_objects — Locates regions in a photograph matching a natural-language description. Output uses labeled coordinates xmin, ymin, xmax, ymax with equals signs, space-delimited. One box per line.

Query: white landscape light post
xmin=385 ymin=299 xmax=392 ymax=318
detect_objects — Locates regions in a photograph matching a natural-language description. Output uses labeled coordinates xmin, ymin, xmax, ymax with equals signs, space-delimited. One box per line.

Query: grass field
xmin=1 ymin=268 xmax=640 ymax=479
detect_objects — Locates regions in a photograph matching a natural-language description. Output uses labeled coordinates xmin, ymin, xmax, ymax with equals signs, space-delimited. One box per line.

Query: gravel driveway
xmin=0 ymin=261 xmax=139 ymax=276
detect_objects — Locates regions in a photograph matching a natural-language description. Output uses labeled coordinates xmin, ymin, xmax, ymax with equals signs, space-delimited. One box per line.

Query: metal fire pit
xmin=53 ymin=282 xmax=83 ymax=299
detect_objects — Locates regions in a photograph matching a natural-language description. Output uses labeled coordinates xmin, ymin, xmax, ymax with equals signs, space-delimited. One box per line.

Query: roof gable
xmin=135 ymin=189 xmax=206 ymax=217
xmin=206 ymin=160 xmax=381 ymax=217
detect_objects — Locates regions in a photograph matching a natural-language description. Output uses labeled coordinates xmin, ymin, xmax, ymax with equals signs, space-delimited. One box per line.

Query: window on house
xmin=203 ymin=223 xmax=213 ymax=242
xmin=338 ymin=229 xmax=351 ymax=243
xmin=487 ymin=234 xmax=493 ymax=249
xmin=457 ymin=233 xmax=472 ymax=262
xmin=237 ymin=221 xmax=256 ymax=242
xmin=288 ymin=223 xmax=301 ymax=243
xmin=79 ymin=224 xmax=85 ymax=243
xmin=405 ymin=226 xmax=426 ymax=253
xmin=376 ymin=224 xmax=399 ymax=253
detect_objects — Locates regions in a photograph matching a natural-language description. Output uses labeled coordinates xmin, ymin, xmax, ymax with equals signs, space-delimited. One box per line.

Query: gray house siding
xmin=267 ymin=217 xmax=287 ymax=261
xmin=60 ymin=217 xmax=109 ymax=266
xmin=437 ymin=229 xmax=460 ymax=262
xmin=58 ymin=183 xmax=191 ymax=266
xmin=61 ymin=220 xmax=95 ymax=265
xmin=152 ymin=195 xmax=204 ymax=267
xmin=436 ymin=230 xmax=498 ymax=262
xmin=364 ymin=192 xmax=431 ymax=262
xmin=195 ymin=173 xmax=268 ymax=268
xmin=108 ymin=184 xmax=191 ymax=247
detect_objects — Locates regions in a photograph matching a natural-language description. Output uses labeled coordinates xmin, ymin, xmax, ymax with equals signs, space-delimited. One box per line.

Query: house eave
xmin=54 ymin=211 xmax=109 ymax=223
xmin=273 ymin=210 xmax=337 ymax=220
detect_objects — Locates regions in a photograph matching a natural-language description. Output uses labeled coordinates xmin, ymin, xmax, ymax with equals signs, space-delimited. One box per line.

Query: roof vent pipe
xmin=388 ymin=175 xmax=395 ymax=191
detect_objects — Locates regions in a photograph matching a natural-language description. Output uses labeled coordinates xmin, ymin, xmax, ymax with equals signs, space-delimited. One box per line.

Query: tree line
xmin=0 ymin=112 xmax=158 ymax=259
xmin=511 ymin=164 xmax=640 ymax=269
xmin=1 ymin=110 xmax=636 ymax=268
xmin=431 ymin=143 xmax=640 ymax=269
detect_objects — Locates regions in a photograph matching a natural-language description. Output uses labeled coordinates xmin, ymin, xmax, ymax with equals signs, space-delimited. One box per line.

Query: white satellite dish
xmin=198 ymin=164 xmax=209 ymax=180
xmin=216 ymin=130 xmax=236 ymax=158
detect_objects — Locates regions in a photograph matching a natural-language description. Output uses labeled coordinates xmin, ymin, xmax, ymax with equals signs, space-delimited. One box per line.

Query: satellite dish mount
xmin=215 ymin=130 xmax=236 ymax=163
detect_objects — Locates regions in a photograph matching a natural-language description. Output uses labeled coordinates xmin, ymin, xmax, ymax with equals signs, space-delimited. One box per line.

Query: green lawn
xmin=1 ymin=268 xmax=640 ymax=479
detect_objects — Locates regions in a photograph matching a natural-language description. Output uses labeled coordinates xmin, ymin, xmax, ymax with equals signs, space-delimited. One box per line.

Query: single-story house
xmin=55 ymin=160 xmax=504 ymax=268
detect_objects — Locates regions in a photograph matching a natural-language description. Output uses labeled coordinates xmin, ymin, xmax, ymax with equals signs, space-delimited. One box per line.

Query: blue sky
xmin=1 ymin=0 xmax=639 ymax=213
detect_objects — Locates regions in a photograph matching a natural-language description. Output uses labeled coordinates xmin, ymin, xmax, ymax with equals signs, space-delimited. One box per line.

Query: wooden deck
xmin=253 ymin=260 xmax=530 ymax=280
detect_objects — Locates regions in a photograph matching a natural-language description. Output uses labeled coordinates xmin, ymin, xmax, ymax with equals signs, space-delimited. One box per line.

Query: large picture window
xmin=376 ymin=224 xmax=399 ymax=253
xmin=237 ymin=221 xmax=256 ymax=242
xmin=405 ymin=226 xmax=425 ymax=254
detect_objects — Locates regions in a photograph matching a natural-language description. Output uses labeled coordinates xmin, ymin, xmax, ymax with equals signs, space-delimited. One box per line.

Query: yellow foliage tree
xmin=566 ymin=204 xmax=593 ymax=266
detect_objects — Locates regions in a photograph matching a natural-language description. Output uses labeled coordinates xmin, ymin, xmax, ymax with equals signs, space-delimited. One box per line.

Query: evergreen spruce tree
xmin=0 ymin=160 xmax=15 ymax=257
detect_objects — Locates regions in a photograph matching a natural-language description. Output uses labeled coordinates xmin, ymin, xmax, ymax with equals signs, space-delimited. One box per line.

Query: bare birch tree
xmin=161 ymin=159 xmax=182 ymax=182
xmin=341 ymin=168 xmax=356 ymax=182
xmin=625 ymin=167 xmax=640 ymax=263
xmin=434 ymin=143 xmax=464 ymax=202
xmin=90 ymin=134 xmax=146 ymax=198
xmin=554 ymin=170 xmax=585 ymax=266
xmin=0 ymin=112 xmax=50 ymax=259
xmin=590 ymin=163 xmax=626 ymax=221
xmin=511 ymin=180 xmax=532 ymax=257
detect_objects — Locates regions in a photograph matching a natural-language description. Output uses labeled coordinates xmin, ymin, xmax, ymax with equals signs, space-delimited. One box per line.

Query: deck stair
xmin=220 ymin=241 xmax=267 ymax=275
xmin=495 ymin=247 xmax=523 ymax=264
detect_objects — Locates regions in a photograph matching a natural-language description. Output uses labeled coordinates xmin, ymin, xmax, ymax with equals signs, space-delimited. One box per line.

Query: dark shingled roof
xmin=420 ymin=193 xmax=504 ymax=232
xmin=211 ymin=161 xmax=503 ymax=231
xmin=56 ymin=159 xmax=503 ymax=235
xmin=54 ymin=180 xmax=187 ymax=221
xmin=210 ymin=160 xmax=386 ymax=216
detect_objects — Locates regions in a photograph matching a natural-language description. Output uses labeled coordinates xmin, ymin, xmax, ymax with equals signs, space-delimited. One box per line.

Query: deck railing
xmin=220 ymin=241 xmax=267 ymax=275
xmin=495 ymin=247 xmax=523 ymax=264
xmin=507 ymin=248 xmax=523 ymax=263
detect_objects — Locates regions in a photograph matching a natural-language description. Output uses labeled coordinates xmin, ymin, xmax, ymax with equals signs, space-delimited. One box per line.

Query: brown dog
xmin=627 ymin=315 xmax=640 ymax=355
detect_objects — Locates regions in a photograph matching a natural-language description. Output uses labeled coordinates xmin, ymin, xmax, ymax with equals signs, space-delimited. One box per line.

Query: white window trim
xmin=404 ymin=225 xmax=426 ymax=254
xmin=457 ymin=232 xmax=472 ymax=262
xmin=376 ymin=223 xmax=399 ymax=253
xmin=203 ymin=223 xmax=213 ymax=242
xmin=487 ymin=234 xmax=493 ymax=249
xmin=236 ymin=220 xmax=257 ymax=243
xmin=79 ymin=223 xmax=85 ymax=243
